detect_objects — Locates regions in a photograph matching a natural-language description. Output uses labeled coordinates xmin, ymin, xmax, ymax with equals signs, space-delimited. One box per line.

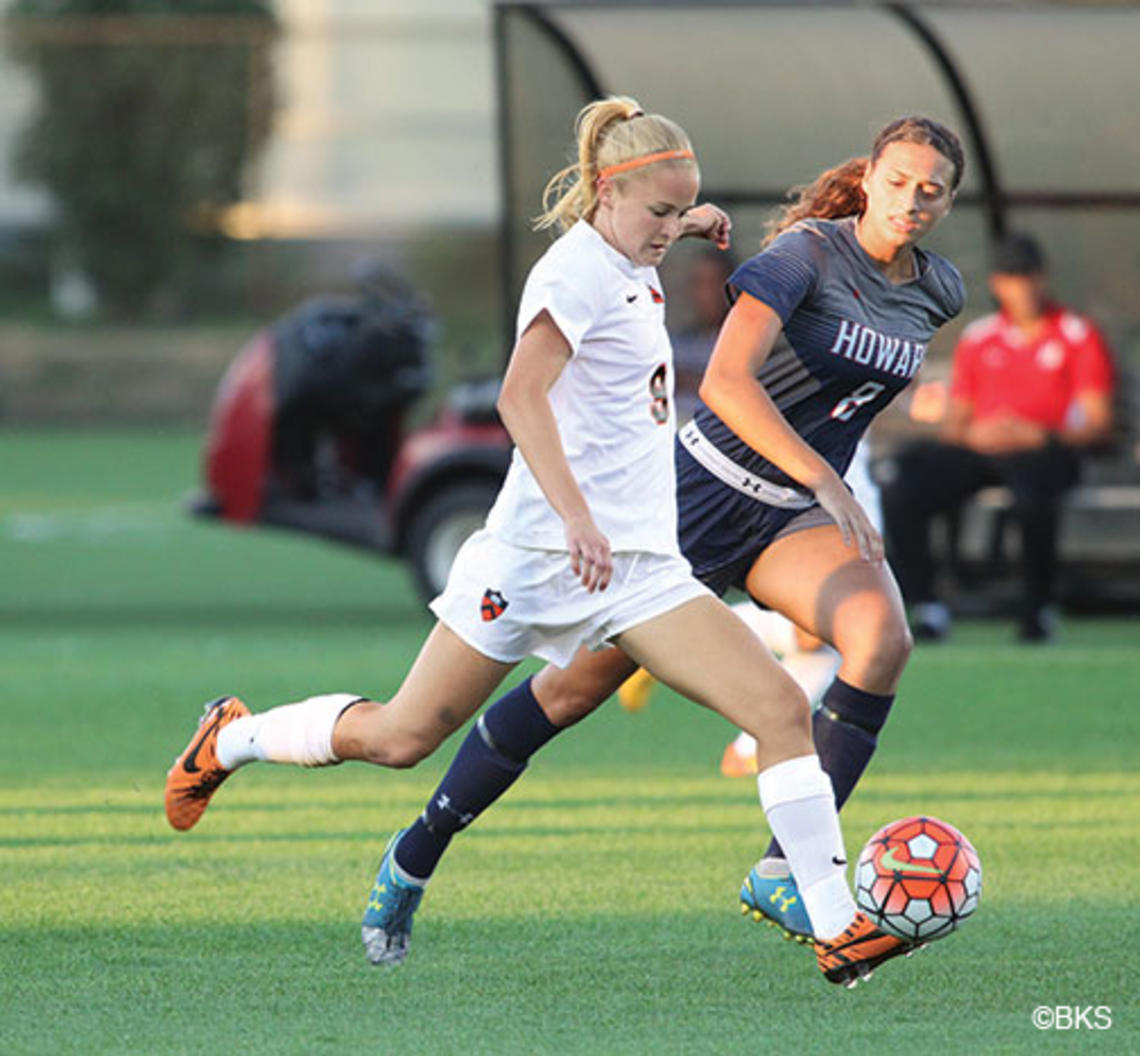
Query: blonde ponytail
xmin=535 ymin=96 xmax=695 ymax=233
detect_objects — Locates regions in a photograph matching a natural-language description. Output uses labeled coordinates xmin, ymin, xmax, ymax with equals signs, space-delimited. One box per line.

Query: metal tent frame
xmin=493 ymin=1 xmax=1140 ymax=350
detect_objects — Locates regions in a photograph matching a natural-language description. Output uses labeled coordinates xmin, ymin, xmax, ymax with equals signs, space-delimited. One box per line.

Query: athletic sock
xmin=729 ymin=602 xmax=794 ymax=657
xmin=732 ymin=730 xmax=757 ymax=757
xmin=386 ymin=846 xmax=429 ymax=889
xmin=394 ymin=676 xmax=562 ymax=880
xmin=216 ymin=693 xmax=362 ymax=769
xmin=765 ymin=678 xmax=894 ymax=860
xmin=758 ymin=754 xmax=856 ymax=940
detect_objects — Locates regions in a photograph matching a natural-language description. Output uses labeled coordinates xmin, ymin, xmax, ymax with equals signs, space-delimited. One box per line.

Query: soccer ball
xmin=854 ymin=815 xmax=982 ymax=942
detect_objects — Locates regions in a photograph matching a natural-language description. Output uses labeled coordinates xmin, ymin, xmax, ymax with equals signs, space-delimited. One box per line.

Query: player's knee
xmin=738 ymin=678 xmax=812 ymax=743
xmin=861 ymin=626 xmax=910 ymax=684
xmin=876 ymin=617 xmax=913 ymax=673
xmin=748 ymin=696 xmax=815 ymax=767
xmin=839 ymin=605 xmax=911 ymax=682
xmin=770 ymin=702 xmax=813 ymax=747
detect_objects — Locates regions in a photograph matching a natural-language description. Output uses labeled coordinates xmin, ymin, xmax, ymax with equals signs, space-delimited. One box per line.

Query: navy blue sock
xmin=765 ymin=678 xmax=894 ymax=861
xmin=480 ymin=675 xmax=561 ymax=761
xmin=394 ymin=677 xmax=562 ymax=880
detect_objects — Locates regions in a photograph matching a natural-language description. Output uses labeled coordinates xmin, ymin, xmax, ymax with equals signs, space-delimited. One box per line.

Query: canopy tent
xmin=494 ymin=1 xmax=1140 ymax=364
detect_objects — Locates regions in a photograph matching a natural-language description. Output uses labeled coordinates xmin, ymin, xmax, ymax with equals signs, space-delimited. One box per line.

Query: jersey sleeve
xmin=922 ymin=251 xmax=967 ymax=324
xmin=516 ymin=257 xmax=599 ymax=355
xmin=727 ymin=225 xmax=822 ymax=323
xmin=938 ymin=260 xmax=967 ymax=322
xmin=1069 ymin=315 xmax=1116 ymax=394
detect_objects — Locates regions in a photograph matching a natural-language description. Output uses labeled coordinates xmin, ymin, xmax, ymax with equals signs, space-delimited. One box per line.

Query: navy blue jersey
xmin=691 ymin=217 xmax=965 ymax=490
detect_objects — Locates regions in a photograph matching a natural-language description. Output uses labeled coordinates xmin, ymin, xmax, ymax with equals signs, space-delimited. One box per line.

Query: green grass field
xmin=2 ymin=429 xmax=1137 ymax=1054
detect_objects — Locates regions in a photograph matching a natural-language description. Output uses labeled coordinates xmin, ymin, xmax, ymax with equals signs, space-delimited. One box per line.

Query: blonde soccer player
xmin=166 ymin=97 xmax=916 ymax=987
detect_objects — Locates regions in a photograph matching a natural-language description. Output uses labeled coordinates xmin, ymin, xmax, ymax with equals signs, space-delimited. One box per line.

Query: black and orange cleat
xmin=814 ymin=912 xmax=922 ymax=988
xmin=164 ymin=695 xmax=250 ymax=831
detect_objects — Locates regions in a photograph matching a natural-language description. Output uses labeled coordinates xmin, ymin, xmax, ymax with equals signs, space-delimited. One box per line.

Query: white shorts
xmin=430 ymin=529 xmax=713 ymax=668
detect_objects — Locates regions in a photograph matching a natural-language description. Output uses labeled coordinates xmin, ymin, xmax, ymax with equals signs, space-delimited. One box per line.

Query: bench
xmin=939 ymin=366 xmax=1140 ymax=612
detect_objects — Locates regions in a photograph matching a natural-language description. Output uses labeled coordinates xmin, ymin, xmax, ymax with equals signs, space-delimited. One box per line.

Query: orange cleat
xmin=719 ymin=740 xmax=758 ymax=778
xmin=164 ymin=696 xmax=250 ymax=831
xmin=814 ymin=912 xmax=921 ymax=988
xmin=617 ymin=667 xmax=656 ymax=713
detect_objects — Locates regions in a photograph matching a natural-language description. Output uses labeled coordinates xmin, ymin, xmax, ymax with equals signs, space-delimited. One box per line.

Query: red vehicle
xmin=191 ymin=269 xmax=511 ymax=604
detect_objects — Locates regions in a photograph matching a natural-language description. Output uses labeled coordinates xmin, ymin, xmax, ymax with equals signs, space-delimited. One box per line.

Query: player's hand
xmin=683 ymin=203 xmax=732 ymax=249
xmin=564 ymin=513 xmax=613 ymax=593
xmin=813 ymin=473 xmax=884 ymax=564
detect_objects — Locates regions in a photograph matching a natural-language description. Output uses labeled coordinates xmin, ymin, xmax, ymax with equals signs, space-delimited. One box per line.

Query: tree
xmin=6 ymin=0 xmax=277 ymax=318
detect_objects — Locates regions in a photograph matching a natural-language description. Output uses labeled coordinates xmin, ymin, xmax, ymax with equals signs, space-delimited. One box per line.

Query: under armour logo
xmin=769 ymin=884 xmax=799 ymax=914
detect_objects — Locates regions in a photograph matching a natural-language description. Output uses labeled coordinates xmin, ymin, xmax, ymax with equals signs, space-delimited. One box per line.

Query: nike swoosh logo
xmin=182 ymin=709 xmax=224 ymax=774
xmin=626 ymin=294 xmax=638 ymax=303
xmin=879 ymin=845 xmax=942 ymax=875
xmin=832 ymin=856 xmax=847 ymax=867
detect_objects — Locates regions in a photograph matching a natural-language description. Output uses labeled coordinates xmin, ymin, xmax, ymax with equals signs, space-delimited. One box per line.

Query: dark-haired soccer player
xmin=374 ymin=116 xmax=967 ymax=957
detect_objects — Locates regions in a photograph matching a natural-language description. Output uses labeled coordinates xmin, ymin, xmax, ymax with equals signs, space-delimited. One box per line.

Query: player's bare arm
xmin=497 ymin=310 xmax=613 ymax=592
xmin=700 ymin=292 xmax=883 ymax=561
xmin=680 ymin=202 xmax=732 ymax=249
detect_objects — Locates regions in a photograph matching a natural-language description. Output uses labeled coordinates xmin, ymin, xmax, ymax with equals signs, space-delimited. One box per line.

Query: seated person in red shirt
xmin=881 ymin=232 xmax=1115 ymax=642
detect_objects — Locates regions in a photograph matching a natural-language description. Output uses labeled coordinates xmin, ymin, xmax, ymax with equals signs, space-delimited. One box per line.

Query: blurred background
xmin=1 ymin=0 xmax=1139 ymax=611
xmin=5 ymin=9 xmax=1138 ymax=1047
xmin=0 ymin=0 xmax=503 ymax=421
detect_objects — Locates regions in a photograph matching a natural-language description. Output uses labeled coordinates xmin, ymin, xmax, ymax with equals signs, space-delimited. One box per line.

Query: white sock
xmin=730 ymin=602 xmax=795 ymax=658
xmin=783 ymin=645 xmax=841 ymax=706
xmin=732 ymin=730 xmax=758 ymax=757
xmin=757 ymin=754 xmax=856 ymax=940
xmin=216 ymin=693 xmax=362 ymax=769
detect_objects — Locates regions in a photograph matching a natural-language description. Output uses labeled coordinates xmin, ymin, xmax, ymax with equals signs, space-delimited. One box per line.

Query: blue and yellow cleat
xmin=361 ymin=831 xmax=425 ymax=966
xmin=740 ymin=859 xmax=813 ymax=944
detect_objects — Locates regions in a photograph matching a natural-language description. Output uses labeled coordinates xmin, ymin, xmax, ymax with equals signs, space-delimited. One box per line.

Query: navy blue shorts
xmin=676 ymin=443 xmax=833 ymax=596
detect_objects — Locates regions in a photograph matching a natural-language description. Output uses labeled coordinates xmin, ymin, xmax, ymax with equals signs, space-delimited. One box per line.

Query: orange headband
xmin=597 ymin=148 xmax=695 ymax=180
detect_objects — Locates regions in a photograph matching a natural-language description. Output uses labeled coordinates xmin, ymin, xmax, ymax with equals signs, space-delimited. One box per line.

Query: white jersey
xmin=485 ymin=219 xmax=681 ymax=556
